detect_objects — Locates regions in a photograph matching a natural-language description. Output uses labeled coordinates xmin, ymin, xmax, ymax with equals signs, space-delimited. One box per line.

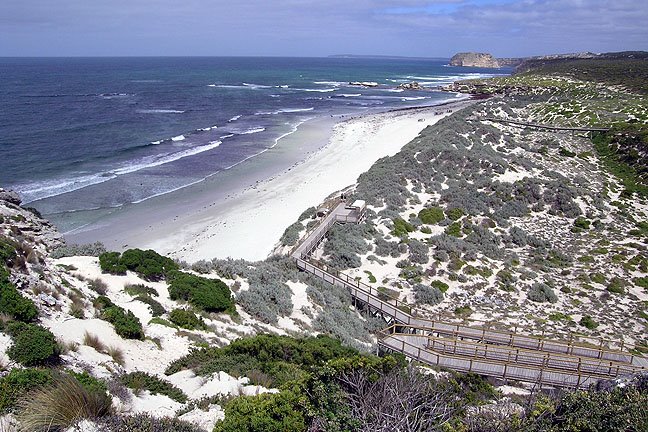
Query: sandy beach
xmin=65 ymin=99 xmax=473 ymax=262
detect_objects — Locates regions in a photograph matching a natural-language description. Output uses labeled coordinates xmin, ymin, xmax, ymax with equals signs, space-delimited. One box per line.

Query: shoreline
xmin=63 ymin=98 xmax=475 ymax=262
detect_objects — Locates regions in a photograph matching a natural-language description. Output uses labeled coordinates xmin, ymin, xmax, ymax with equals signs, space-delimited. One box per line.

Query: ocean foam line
xmin=171 ymin=135 xmax=186 ymax=142
xmin=313 ymin=81 xmax=345 ymax=86
xmin=295 ymin=88 xmax=337 ymax=93
xmin=239 ymin=127 xmax=266 ymax=135
xmin=255 ymin=107 xmax=315 ymax=115
xmin=228 ymin=115 xmax=242 ymax=122
xmin=137 ymin=109 xmax=185 ymax=114
xmin=338 ymin=94 xmax=361 ymax=98
xmin=18 ymin=141 xmax=224 ymax=203
xmin=401 ymin=96 xmax=427 ymax=101
xmin=269 ymin=118 xmax=310 ymax=149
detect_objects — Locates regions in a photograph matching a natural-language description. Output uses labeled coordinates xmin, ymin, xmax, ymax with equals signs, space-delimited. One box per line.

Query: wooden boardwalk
xmin=292 ymin=203 xmax=647 ymax=388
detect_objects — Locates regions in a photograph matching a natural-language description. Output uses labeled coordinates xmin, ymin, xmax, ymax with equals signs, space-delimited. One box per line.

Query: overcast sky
xmin=1 ymin=0 xmax=646 ymax=57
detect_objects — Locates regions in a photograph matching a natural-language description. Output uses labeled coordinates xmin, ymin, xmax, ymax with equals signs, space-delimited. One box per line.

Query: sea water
xmin=0 ymin=57 xmax=507 ymax=222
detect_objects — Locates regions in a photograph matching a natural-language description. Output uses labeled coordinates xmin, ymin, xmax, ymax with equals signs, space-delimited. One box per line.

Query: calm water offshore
xmin=0 ymin=57 xmax=508 ymax=217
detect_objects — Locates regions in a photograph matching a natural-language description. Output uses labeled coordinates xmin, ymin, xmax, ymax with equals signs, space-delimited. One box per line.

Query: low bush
xmin=0 ymin=279 xmax=38 ymax=322
xmin=50 ymin=242 xmax=106 ymax=259
xmin=99 ymin=414 xmax=202 ymax=432
xmin=124 ymin=284 xmax=159 ymax=297
xmin=430 ymin=280 xmax=450 ymax=293
xmin=280 ymin=221 xmax=303 ymax=246
xmin=527 ymin=282 xmax=558 ymax=303
xmin=446 ymin=222 xmax=462 ymax=237
xmin=94 ymin=296 xmax=144 ymax=340
xmin=6 ymin=322 xmax=60 ymax=366
xmin=580 ymin=315 xmax=599 ymax=330
xmin=167 ymin=271 xmax=234 ymax=313
xmin=17 ymin=373 xmax=112 ymax=431
xmin=99 ymin=249 xmax=178 ymax=281
xmin=413 ymin=284 xmax=444 ymax=305
xmin=0 ymin=368 xmax=53 ymax=413
xmin=573 ymin=217 xmax=591 ymax=230
xmin=99 ymin=252 xmax=126 ymax=275
xmin=134 ymin=295 xmax=166 ymax=317
xmin=214 ymin=390 xmax=305 ymax=432
xmin=607 ymin=277 xmax=626 ymax=294
xmin=121 ymin=372 xmax=187 ymax=403
xmin=418 ymin=207 xmax=444 ymax=224
xmin=169 ymin=308 xmax=206 ymax=330
xmin=446 ymin=207 xmax=464 ymax=221
xmin=392 ymin=218 xmax=415 ymax=237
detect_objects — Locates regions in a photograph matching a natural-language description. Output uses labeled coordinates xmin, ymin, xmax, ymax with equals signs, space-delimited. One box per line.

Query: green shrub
xmin=430 ymin=280 xmax=450 ymax=293
xmin=0 ymin=280 xmax=38 ymax=322
xmin=590 ymin=273 xmax=606 ymax=284
xmin=169 ymin=308 xmax=206 ymax=330
xmin=446 ymin=222 xmax=462 ymax=237
xmin=95 ymin=296 xmax=144 ymax=339
xmin=418 ymin=207 xmax=445 ymax=224
xmin=6 ymin=322 xmax=60 ymax=366
xmin=124 ymin=284 xmax=159 ymax=297
xmin=446 ymin=207 xmax=464 ymax=221
xmin=99 ymin=414 xmax=201 ymax=432
xmin=392 ymin=218 xmax=414 ymax=237
xmin=99 ymin=252 xmax=126 ymax=275
xmin=103 ymin=308 xmax=144 ymax=340
xmin=633 ymin=277 xmax=648 ymax=289
xmin=167 ymin=271 xmax=234 ymax=313
xmin=606 ymin=277 xmax=625 ymax=294
xmin=580 ymin=315 xmax=599 ymax=330
xmin=121 ymin=372 xmax=187 ymax=403
xmin=214 ymin=390 xmax=305 ymax=432
xmin=0 ymin=368 xmax=53 ymax=413
xmin=0 ymin=237 xmax=17 ymax=266
xmin=135 ymin=295 xmax=165 ymax=317
xmin=573 ymin=217 xmax=591 ymax=229
xmin=123 ymin=249 xmax=178 ymax=281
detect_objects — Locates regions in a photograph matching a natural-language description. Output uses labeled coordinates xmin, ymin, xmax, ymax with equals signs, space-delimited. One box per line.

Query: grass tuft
xmin=16 ymin=373 xmax=112 ymax=431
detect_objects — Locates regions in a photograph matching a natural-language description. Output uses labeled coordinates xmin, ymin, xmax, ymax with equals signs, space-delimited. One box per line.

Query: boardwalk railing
xmin=291 ymin=201 xmax=647 ymax=387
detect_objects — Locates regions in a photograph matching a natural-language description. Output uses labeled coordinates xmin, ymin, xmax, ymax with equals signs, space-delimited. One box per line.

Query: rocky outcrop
xmin=0 ymin=188 xmax=22 ymax=206
xmin=450 ymin=52 xmax=500 ymax=68
xmin=397 ymin=81 xmax=424 ymax=90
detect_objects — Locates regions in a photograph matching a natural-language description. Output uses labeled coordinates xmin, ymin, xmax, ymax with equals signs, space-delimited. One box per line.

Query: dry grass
xmin=83 ymin=331 xmax=107 ymax=353
xmin=17 ymin=373 xmax=112 ymax=431
xmin=88 ymin=278 xmax=108 ymax=295
xmin=106 ymin=346 xmax=125 ymax=366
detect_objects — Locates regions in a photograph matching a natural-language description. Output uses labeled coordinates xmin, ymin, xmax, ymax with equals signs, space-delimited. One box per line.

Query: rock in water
xmin=450 ymin=52 xmax=501 ymax=68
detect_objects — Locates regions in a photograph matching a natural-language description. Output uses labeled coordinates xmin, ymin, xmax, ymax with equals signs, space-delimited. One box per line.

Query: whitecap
xmin=338 ymin=94 xmax=361 ymax=97
xmin=111 ymin=141 xmax=222 ymax=176
xmin=401 ymin=96 xmax=427 ymax=101
xmin=171 ymin=135 xmax=186 ymax=142
xmin=239 ymin=127 xmax=266 ymax=135
xmin=228 ymin=115 xmax=242 ymax=122
xmin=242 ymin=82 xmax=272 ymax=89
xmin=138 ymin=109 xmax=185 ymax=114
xmin=295 ymin=88 xmax=337 ymax=93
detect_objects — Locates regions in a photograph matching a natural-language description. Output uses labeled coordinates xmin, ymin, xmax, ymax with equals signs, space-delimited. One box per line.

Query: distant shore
xmin=64 ymin=98 xmax=474 ymax=262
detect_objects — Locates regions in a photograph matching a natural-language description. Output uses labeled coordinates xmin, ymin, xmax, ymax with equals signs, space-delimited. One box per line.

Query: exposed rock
xmin=0 ymin=188 xmax=22 ymax=206
xmin=397 ymin=81 xmax=424 ymax=90
xmin=450 ymin=52 xmax=500 ymax=68
xmin=349 ymin=81 xmax=379 ymax=87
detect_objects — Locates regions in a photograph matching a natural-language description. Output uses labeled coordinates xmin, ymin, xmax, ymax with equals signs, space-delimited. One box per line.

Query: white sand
xmin=141 ymin=102 xmax=471 ymax=263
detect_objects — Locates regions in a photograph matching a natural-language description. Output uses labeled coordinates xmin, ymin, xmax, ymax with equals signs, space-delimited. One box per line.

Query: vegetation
xmin=168 ymin=308 xmax=206 ymax=330
xmin=99 ymin=248 xmax=178 ymax=280
xmin=94 ymin=296 xmax=144 ymax=340
xmin=418 ymin=206 xmax=445 ymax=224
xmin=167 ymin=271 xmax=234 ymax=313
xmin=5 ymin=322 xmax=60 ymax=366
xmin=50 ymin=242 xmax=106 ymax=258
xmin=392 ymin=217 xmax=415 ymax=237
xmin=16 ymin=373 xmax=112 ymax=431
xmin=414 ymin=283 xmax=444 ymax=305
xmin=0 ymin=368 xmax=52 ymax=413
xmin=121 ymin=372 xmax=187 ymax=403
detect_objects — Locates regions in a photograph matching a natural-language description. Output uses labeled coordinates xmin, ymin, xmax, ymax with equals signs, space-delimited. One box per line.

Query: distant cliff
xmin=449 ymin=52 xmax=500 ymax=68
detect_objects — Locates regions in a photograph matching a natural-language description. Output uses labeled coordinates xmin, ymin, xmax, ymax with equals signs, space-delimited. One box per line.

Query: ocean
xmin=0 ymin=57 xmax=507 ymax=228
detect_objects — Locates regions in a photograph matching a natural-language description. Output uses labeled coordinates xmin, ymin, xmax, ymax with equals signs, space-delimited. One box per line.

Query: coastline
xmin=63 ymin=98 xmax=474 ymax=262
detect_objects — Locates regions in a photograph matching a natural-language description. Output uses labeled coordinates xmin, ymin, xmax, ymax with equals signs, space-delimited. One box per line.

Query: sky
xmin=0 ymin=0 xmax=646 ymax=57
